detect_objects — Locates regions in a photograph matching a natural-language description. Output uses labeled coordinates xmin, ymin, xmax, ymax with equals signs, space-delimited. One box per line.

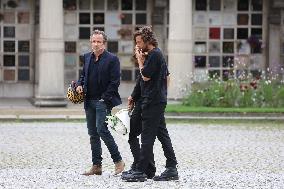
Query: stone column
xmin=268 ymin=24 xmax=281 ymax=74
xmin=167 ymin=0 xmax=192 ymax=99
xmin=34 ymin=0 xmax=66 ymax=106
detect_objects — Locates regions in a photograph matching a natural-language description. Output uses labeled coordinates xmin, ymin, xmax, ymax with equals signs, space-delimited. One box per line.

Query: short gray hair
xmin=90 ymin=30 xmax=108 ymax=43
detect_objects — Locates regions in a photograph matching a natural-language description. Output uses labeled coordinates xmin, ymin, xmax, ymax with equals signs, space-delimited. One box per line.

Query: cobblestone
xmin=0 ymin=122 xmax=283 ymax=189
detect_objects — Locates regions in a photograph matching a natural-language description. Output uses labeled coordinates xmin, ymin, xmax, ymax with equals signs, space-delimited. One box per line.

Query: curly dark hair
xmin=133 ymin=26 xmax=158 ymax=47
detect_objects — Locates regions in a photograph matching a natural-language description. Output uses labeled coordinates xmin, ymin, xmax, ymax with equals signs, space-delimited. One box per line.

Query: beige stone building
xmin=0 ymin=0 xmax=282 ymax=106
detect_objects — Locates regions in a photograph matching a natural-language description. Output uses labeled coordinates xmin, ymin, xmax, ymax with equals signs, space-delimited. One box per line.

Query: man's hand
xmin=127 ymin=96 xmax=134 ymax=111
xmin=134 ymin=46 xmax=150 ymax=81
xmin=134 ymin=46 xmax=145 ymax=66
xmin=76 ymin=86 xmax=83 ymax=93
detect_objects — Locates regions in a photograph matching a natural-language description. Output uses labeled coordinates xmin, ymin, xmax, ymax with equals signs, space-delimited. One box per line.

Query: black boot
xmin=123 ymin=170 xmax=154 ymax=180
xmin=122 ymin=168 xmax=134 ymax=175
xmin=146 ymin=172 xmax=155 ymax=179
xmin=121 ymin=163 xmax=138 ymax=180
xmin=153 ymin=167 xmax=179 ymax=181
xmin=123 ymin=171 xmax=147 ymax=182
xmin=121 ymin=168 xmax=135 ymax=179
xmin=145 ymin=163 xmax=156 ymax=179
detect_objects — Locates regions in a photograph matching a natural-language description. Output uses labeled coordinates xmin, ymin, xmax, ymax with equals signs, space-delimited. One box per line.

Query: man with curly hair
xmin=122 ymin=26 xmax=179 ymax=182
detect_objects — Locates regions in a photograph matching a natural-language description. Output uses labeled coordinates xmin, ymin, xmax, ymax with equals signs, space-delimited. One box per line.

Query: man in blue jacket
xmin=76 ymin=30 xmax=125 ymax=176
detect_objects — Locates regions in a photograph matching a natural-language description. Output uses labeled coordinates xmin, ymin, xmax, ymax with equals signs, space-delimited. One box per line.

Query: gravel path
xmin=0 ymin=122 xmax=283 ymax=189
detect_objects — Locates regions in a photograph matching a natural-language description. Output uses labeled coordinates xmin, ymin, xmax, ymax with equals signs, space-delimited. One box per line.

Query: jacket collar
xmin=86 ymin=50 xmax=107 ymax=68
xmin=92 ymin=50 xmax=107 ymax=62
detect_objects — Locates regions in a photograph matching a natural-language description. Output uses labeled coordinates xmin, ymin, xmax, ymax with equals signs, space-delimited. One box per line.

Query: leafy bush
xmin=183 ymin=77 xmax=284 ymax=108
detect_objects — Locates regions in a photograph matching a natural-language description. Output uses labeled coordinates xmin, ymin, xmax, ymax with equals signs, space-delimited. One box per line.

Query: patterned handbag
xmin=66 ymin=81 xmax=84 ymax=104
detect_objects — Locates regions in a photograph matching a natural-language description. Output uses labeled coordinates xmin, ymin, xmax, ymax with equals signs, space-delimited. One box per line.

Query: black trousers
xmin=128 ymin=102 xmax=156 ymax=175
xmin=132 ymin=102 xmax=178 ymax=173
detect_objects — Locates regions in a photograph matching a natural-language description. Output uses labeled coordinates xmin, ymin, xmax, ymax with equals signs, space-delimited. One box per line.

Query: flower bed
xmin=183 ymin=73 xmax=284 ymax=108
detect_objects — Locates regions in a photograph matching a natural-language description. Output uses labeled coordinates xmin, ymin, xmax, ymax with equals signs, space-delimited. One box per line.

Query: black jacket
xmin=77 ymin=50 xmax=122 ymax=109
xmin=131 ymin=48 xmax=169 ymax=107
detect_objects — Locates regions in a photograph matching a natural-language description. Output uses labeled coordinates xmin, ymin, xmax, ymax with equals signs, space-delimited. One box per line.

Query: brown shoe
xmin=114 ymin=160 xmax=125 ymax=175
xmin=82 ymin=165 xmax=102 ymax=176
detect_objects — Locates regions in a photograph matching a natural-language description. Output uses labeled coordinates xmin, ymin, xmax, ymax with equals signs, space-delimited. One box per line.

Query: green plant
xmin=183 ymin=76 xmax=284 ymax=108
xmin=275 ymin=85 xmax=284 ymax=107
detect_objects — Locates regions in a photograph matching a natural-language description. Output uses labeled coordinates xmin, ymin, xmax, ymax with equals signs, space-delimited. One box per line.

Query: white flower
xmin=106 ymin=114 xmax=128 ymax=135
xmin=106 ymin=115 xmax=117 ymax=128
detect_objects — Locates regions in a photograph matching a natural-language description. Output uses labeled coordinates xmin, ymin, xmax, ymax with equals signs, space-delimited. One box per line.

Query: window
xmin=121 ymin=14 xmax=132 ymax=24
xmin=251 ymin=14 xmax=262 ymax=25
xmin=108 ymin=0 xmax=119 ymax=10
xmin=251 ymin=0 xmax=262 ymax=11
xmin=4 ymin=12 xmax=15 ymax=23
xmin=237 ymin=28 xmax=248 ymax=39
xmin=64 ymin=0 xmax=149 ymax=83
xmin=79 ymin=13 xmax=90 ymax=24
xmin=209 ymin=28 xmax=220 ymax=39
xmin=18 ymin=12 xmax=30 ymax=24
xmin=4 ymin=70 xmax=15 ymax=81
xmin=209 ymin=42 xmax=220 ymax=53
xmin=19 ymin=56 xmax=30 ymax=67
xmin=194 ymin=42 xmax=207 ymax=53
xmin=136 ymin=0 xmax=146 ymax=10
xmin=93 ymin=0 xmax=105 ymax=10
xmin=4 ymin=55 xmax=15 ymax=67
xmin=136 ymin=13 xmax=146 ymax=25
xmin=193 ymin=0 xmax=265 ymax=80
xmin=63 ymin=0 xmax=77 ymax=10
xmin=122 ymin=0 xmax=133 ymax=10
xmin=65 ymin=42 xmax=76 ymax=53
xmin=224 ymin=0 xmax=235 ymax=12
xmin=195 ymin=56 xmax=206 ymax=68
xmin=223 ymin=56 xmax=234 ymax=67
xmin=238 ymin=0 xmax=249 ymax=11
xmin=18 ymin=41 xmax=30 ymax=52
xmin=0 ymin=1 xmax=33 ymax=83
xmin=237 ymin=14 xmax=249 ymax=25
xmin=209 ymin=56 xmax=220 ymax=67
xmin=18 ymin=69 xmax=29 ymax=81
xmin=4 ymin=41 xmax=15 ymax=52
xmin=251 ymin=28 xmax=262 ymax=39
xmin=196 ymin=0 xmax=207 ymax=11
xmin=93 ymin=13 xmax=105 ymax=24
xmin=107 ymin=41 xmax=118 ymax=53
xmin=79 ymin=27 xmax=90 ymax=39
xmin=4 ymin=27 xmax=15 ymax=38
xmin=223 ymin=42 xmax=234 ymax=53
xmin=223 ymin=28 xmax=234 ymax=39
xmin=210 ymin=0 xmax=221 ymax=11
xmin=79 ymin=0 xmax=90 ymax=10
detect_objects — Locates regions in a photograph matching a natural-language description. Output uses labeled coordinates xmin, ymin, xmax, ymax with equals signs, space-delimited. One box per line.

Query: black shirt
xmin=86 ymin=52 xmax=103 ymax=100
xmin=140 ymin=48 xmax=168 ymax=106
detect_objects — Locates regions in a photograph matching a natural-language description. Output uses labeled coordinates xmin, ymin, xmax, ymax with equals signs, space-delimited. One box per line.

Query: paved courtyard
xmin=0 ymin=122 xmax=283 ymax=189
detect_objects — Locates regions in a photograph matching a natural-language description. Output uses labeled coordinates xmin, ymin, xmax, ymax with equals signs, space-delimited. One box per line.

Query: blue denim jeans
xmin=85 ymin=99 xmax=122 ymax=165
